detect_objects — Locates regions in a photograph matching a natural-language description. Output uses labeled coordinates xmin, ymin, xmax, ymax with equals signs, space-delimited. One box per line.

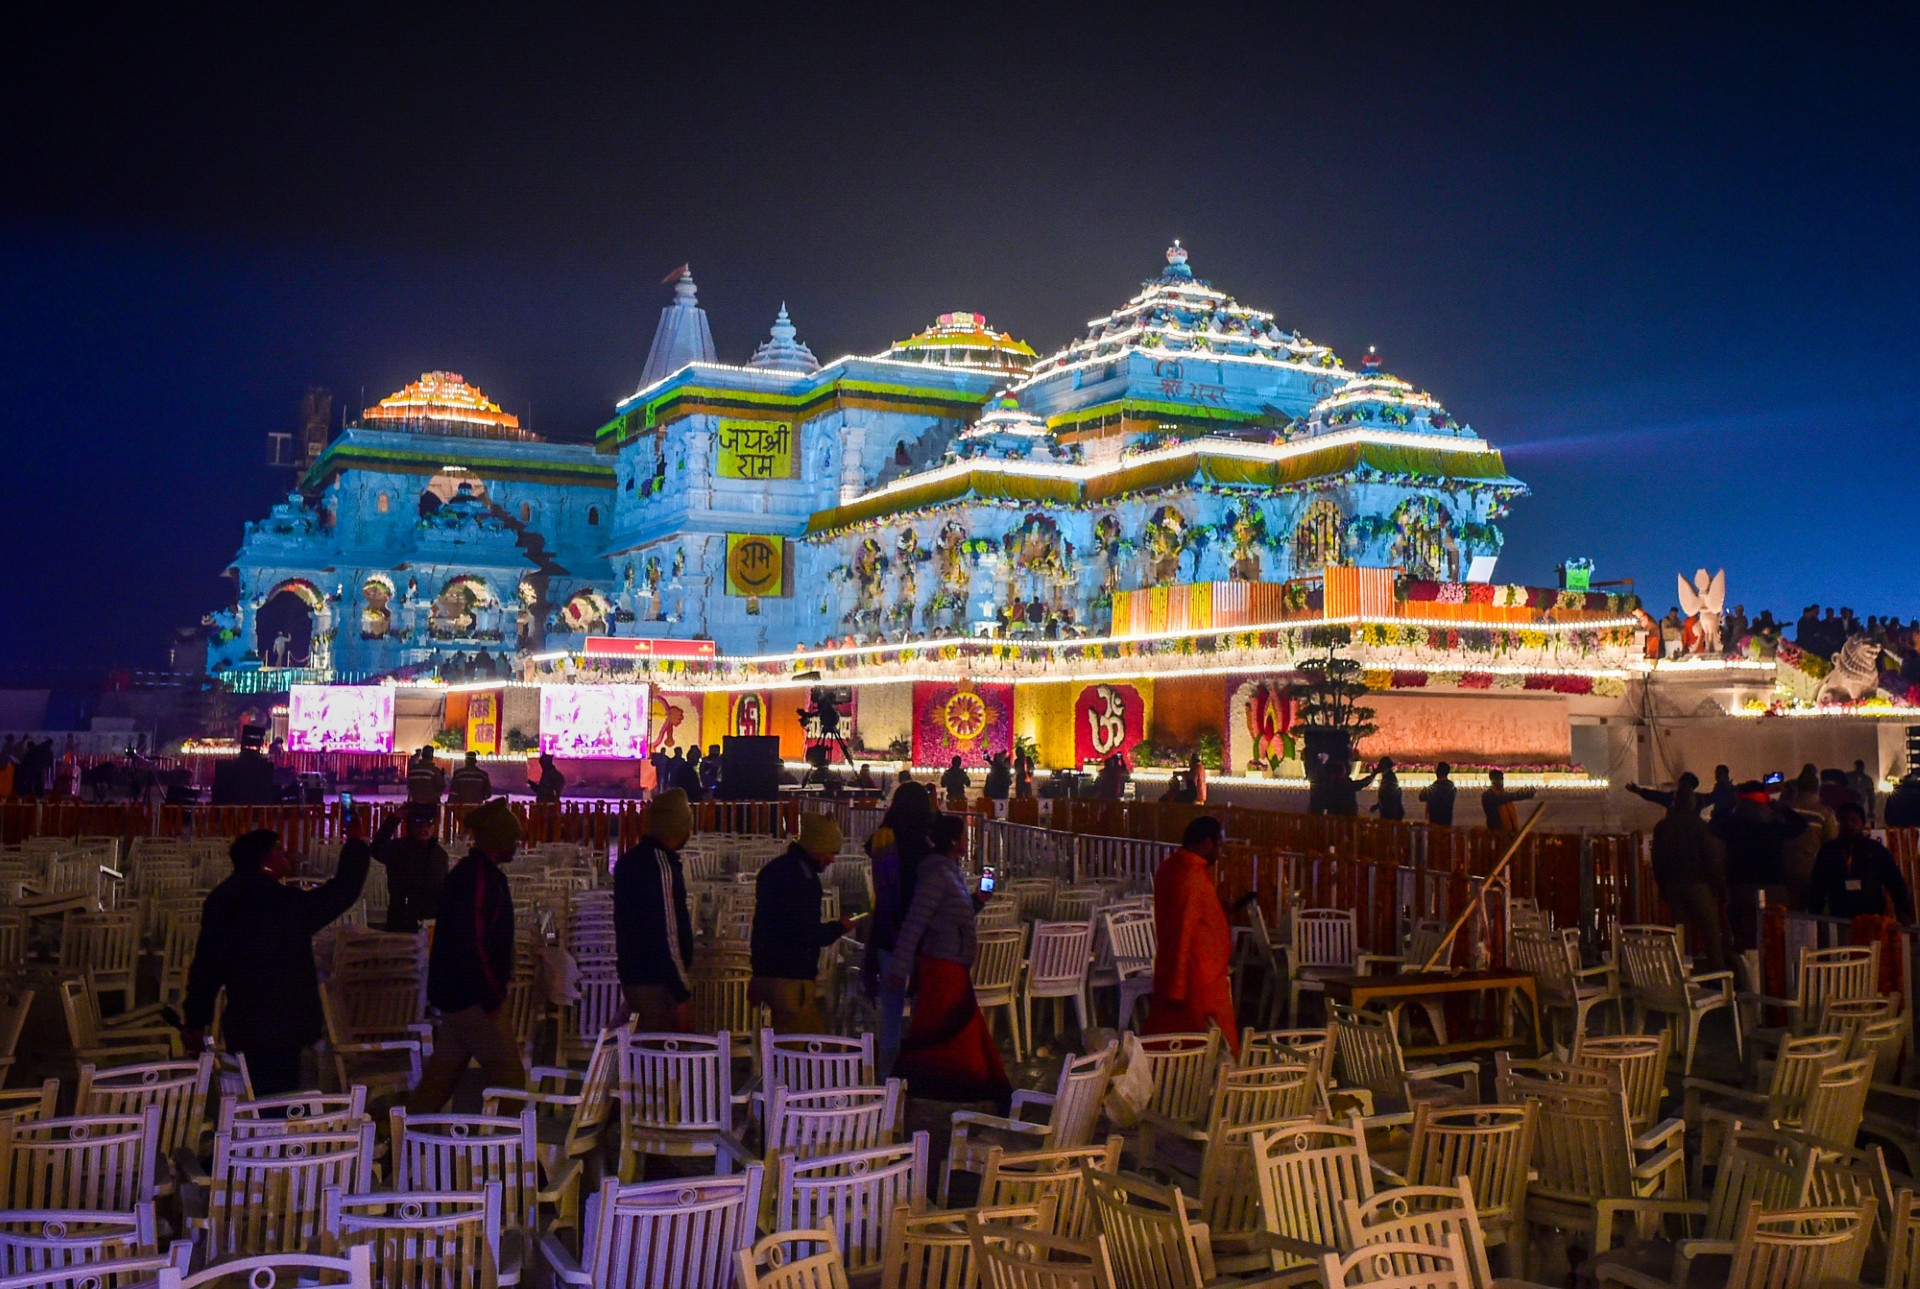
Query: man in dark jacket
xmin=1650 ymin=787 xmax=1731 ymax=971
xmin=372 ymin=804 xmax=448 ymax=933
xmin=982 ymin=753 xmax=1013 ymax=802
xmin=448 ymin=751 xmax=492 ymax=804
xmin=530 ymin=752 xmax=565 ymax=803
xmin=615 ymin=788 xmax=697 ymax=1030
xmin=183 ymin=825 xmax=369 ymax=1095
xmin=1420 ymin=763 xmax=1457 ymax=826
xmin=1715 ymin=782 xmax=1809 ymax=950
xmin=750 ymin=811 xmax=855 ymax=1032
xmin=407 ymin=797 xmax=524 ymax=1112
xmin=406 ymin=748 xmax=446 ymax=804
xmin=1807 ymin=802 xmax=1915 ymax=924
xmin=1626 ymin=772 xmax=1706 ymax=813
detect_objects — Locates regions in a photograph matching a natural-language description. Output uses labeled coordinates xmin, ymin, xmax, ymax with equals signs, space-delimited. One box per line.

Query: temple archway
xmin=1292 ymin=499 xmax=1346 ymax=573
xmin=559 ymin=589 xmax=611 ymax=634
xmin=255 ymin=578 xmax=321 ymax=666
xmin=1389 ymin=497 xmax=1459 ymax=580
xmin=360 ymin=575 xmax=395 ymax=639
xmin=431 ymin=575 xmax=497 ymax=639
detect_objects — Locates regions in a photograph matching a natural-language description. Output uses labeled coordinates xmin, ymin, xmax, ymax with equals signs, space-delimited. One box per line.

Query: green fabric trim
xmin=598 ymin=378 xmax=993 ymax=445
xmin=302 ymin=442 xmax=616 ymax=492
xmin=1047 ymin=398 xmax=1258 ymax=432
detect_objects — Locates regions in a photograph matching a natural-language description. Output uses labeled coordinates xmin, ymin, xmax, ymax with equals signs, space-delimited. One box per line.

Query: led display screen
xmin=286 ymin=685 xmax=396 ymax=754
xmin=539 ymin=684 xmax=651 ymax=759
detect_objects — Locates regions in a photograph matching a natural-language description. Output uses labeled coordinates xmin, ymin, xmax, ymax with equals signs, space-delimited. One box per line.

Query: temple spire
xmin=637 ymin=264 xmax=718 ymax=390
xmin=748 ymin=301 xmax=821 ymax=373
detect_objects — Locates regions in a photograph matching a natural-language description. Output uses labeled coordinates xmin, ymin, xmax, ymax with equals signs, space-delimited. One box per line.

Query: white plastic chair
xmin=1022 ymin=921 xmax=1095 ymax=1051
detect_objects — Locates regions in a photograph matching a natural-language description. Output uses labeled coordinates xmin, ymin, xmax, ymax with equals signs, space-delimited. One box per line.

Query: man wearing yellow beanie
xmin=409 ymin=797 xmax=526 ymax=1111
xmin=614 ymin=788 xmax=699 ymax=1030
xmin=749 ymin=810 xmax=855 ymax=1033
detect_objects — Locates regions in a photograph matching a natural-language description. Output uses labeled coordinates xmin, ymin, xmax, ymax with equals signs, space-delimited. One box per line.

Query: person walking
xmin=407 ymin=799 xmax=526 ymax=1112
xmin=1650 ymin=784 xmax=1732 ymax=972
xmin=449 ymin=751 xmax=492 ymax=804
xmin=1808 ymin=802 xmax=1915 ymax=924
xmin=371 ymin=803 xmax=449 ymax=933
xmin=1143 ymin=816 xmax=1239 ymax=1056
xmin=614 ymin=788 xmax=697 ymax=1030
xmin=1481 ymin=770 xmax=1535 ymax=831
xmin=864 ymin=781 xmax=935 ymax=1075
xmin=883 ymin=814 xmax=1010 ymax=1103
xmin=1420 ymin=763 xmax=1457 ymax=826
xmin=182 ymin=825 xmax=370 ymax=1095
xmin=750 ymin=812 xmax=855 ymax=1033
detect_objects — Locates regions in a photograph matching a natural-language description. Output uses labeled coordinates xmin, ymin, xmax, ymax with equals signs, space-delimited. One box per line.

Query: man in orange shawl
xmin=1144 ymin=815 xmax=1240 ymax=1056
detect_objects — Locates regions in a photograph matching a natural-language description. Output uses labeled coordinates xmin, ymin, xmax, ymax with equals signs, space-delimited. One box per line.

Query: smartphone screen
xmin=340 ymin=792 xmax=356 ymax=827
xmin=979 ymin=866 xmax=996 ymax=893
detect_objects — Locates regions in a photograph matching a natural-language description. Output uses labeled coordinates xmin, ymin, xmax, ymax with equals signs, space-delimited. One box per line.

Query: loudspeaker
xmin=720 ymin=735 xmax=782 ymax=800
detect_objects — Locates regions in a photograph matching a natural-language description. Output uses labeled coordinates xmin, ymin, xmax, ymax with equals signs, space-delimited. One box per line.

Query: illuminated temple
xmin=207 ymin=249 xmax=1891 ymax=799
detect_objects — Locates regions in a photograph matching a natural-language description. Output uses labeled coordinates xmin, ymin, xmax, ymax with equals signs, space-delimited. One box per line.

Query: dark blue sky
xmin=4 ymin=5 xmax=1916 ymax=673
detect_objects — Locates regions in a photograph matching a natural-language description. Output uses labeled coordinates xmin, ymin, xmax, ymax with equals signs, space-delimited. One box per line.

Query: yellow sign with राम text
xmin=465 ymin=690 xmax=500 ymax=754
xmin=716 ymin=419 xmax=796 ymax=480
xmin=725 ymin=534 xmax=786 ymax=597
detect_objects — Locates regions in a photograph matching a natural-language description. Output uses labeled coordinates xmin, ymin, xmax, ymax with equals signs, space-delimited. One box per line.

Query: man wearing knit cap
xmin=615 ymin=787 xmax=698 ymax=1030
xmin=750 ymin=811 xmax=856 ymax=1033
xmin=408 ymin=797 xmax=525 ymax=1111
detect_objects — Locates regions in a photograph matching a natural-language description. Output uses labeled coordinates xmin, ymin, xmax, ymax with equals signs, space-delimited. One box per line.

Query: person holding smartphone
xmin=182 ymin=818 xmax=370 ymax=1095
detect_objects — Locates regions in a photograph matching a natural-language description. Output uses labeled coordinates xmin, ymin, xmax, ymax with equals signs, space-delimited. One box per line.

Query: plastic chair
xmin=323 ymin=1183 xmax=504 ymax=1289
xmin=945 ymin=1041 xmax=1117 ymax=1204
xmin=541 ymin=1169 xmax=763 ymax=1289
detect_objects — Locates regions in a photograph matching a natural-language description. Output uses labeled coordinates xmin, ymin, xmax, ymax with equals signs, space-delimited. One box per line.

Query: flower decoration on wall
xmin=1143 ymin=506 xmax=1188 ymax=583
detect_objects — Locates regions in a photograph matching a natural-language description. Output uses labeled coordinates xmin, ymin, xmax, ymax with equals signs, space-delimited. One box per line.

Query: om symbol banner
xmin=1073 ymin=683 xmax=1145 ymax=767
xmin=716 ymin=419 xmax=797 ymax=480
xmin=911 ymin=681 xmax=1014 ymax=766
xmin=725 ymin=534 xmax=786 ymax=597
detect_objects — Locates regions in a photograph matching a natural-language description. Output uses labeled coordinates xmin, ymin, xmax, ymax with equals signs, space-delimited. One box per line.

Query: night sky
xmin=4 ymin=5 xmax=1916 ymax=675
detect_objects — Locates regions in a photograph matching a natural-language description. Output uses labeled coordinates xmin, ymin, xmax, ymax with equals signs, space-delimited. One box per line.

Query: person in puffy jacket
xmin=407 ymin=798 xmax=523 ymax=1112
xmin=615 ymin=788 xmax=697 ymax=1031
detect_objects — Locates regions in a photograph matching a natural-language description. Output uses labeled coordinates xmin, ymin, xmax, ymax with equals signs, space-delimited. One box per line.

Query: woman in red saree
xmin=884 ymin=815 xmax=1010 ymax=1104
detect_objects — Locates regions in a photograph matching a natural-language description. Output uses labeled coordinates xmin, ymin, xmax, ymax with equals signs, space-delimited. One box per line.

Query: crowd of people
xmin=1650 ymin=598 xmax=1920 ymax=668
xmin=174 ymin=762 xmax=1278 ymax=1124
xmin=1628 ymin=761 xmax=1916 ymax=975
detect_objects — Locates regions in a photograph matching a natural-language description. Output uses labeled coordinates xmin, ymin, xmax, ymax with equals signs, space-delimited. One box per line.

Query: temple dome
xmin=1014 ymin=242 xmax=1343 ymax=391
xmin=748 ymin=303 xmax=820 ymax=374
xmin=1303 ymin=371 xmax=1465 ymax=437
xmin=878 ymin=312 xmax=1036 ymax=373
xmin=360 ymin=372 xmax=530 ymax=439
